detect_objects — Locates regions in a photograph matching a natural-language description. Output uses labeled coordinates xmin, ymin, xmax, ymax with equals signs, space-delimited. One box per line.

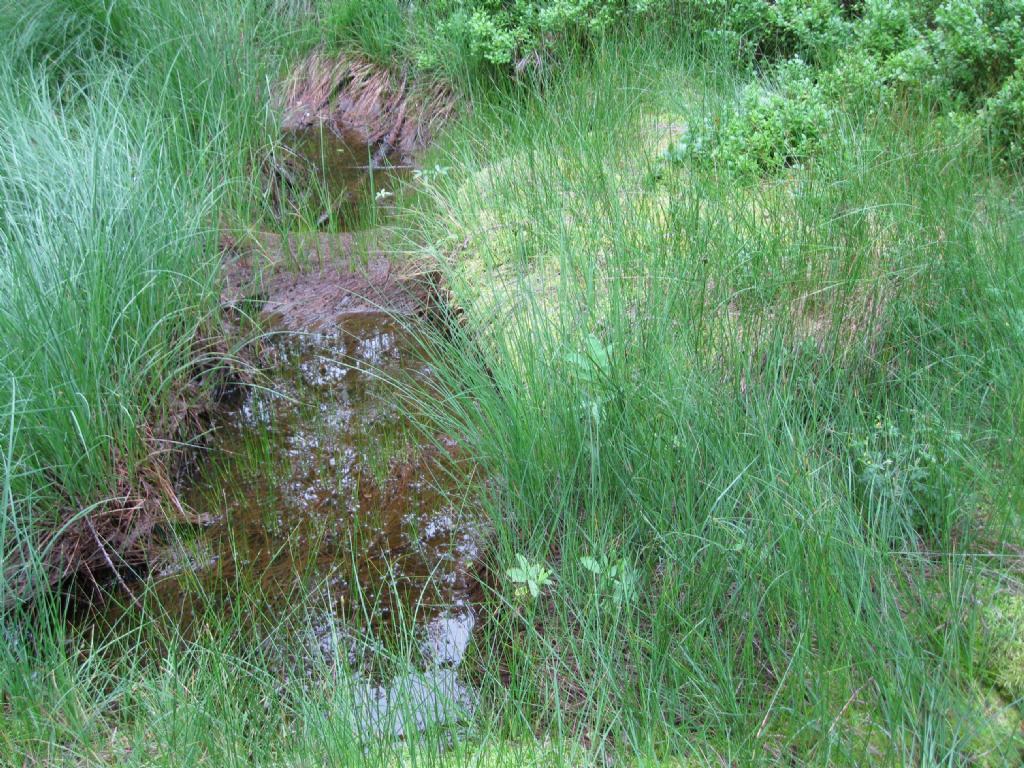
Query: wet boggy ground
xmin=90 ymin=128 xmax=481 ymax=738
xmin=101 ymin=312 xmax=482 ymax=736
xmin=151 ymin=314 xmax=480 ymax=629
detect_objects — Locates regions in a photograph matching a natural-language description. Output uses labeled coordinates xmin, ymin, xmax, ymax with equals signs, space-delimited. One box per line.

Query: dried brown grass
xmin=281 ymin=51 xmax=456 ymax=161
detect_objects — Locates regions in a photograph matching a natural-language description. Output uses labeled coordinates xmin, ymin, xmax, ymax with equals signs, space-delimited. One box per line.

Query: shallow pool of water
xmin=281 ymin=125 xmax=406 ymax=229
xmin=95 ymin=312 xmax=480 ymax=734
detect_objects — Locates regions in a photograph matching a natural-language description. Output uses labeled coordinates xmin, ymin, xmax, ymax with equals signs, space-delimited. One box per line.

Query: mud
xmin=221 ymin=231 xmax=433 ymax=330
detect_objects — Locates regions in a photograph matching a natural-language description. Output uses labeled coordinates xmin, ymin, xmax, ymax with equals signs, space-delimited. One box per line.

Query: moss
xmin=984 ymin=591 xmax=1024 ymax=700
xmin=442 ymin=146 xmax=653 ymax=345
xmin=964 ymin=685 xmax=1024 ymax=768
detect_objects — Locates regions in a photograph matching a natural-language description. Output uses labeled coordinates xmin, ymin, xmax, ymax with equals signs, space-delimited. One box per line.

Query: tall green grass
xmin=0 ymin=0 xmax=276 ymax=596
xmin=404 ymin=33 xmax=1024 ymax=764
xmin=2 ymin=5 xmax=1024 ymax=767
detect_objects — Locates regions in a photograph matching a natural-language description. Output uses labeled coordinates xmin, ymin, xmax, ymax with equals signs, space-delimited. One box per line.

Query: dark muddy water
xmin=89 ymin=126 xmax=481 ymax=736
xmin=105 ymin=312 xmax=481 ymax=735
xmin=283 ymin=126 xmax=406 ymax=228
xmin=155 ymin=314 xmax=479 ymax=621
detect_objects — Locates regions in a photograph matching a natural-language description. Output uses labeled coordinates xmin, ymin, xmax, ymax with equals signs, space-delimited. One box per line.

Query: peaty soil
xmin=220 ymin=230 xmax=435 ymax=330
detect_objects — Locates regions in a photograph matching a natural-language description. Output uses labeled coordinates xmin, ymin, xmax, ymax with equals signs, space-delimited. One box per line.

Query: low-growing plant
xmin=579 ymin=554 xmax=637 ymax=609
xmin=851 ymin=410 xmax=967 ymax=541
xmin=442 ymin=0 xmax=671 ymax=67
xmin=505 ymin=554 xmax=554 ymax=601
xmin=924 ymin=0 xmax=1024 ymax=105
xmin=982 ymin=590 xmax=1024 ymax=699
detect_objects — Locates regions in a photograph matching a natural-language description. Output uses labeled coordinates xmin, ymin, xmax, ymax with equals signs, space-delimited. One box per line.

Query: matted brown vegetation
xmin=4 ymin=341 xmax=232 ymax=610
xmin=281 ymin=51 xmax=456 ymax=163
xmin=220 ymin=231 xmax=442 ymax=330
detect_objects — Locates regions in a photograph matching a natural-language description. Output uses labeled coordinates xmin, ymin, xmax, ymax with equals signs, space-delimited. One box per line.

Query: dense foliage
xmin=324 ymin=0 xmax=1024 ymax=165
xmin=672 ymin=0 xmax=1024 ymax=168
xmin=323 ymin=0 xmax=671 ymax=72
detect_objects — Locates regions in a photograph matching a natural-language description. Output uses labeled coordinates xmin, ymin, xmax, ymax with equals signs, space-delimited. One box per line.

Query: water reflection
xmin=103 ymin=313 xmax=481 ymax=737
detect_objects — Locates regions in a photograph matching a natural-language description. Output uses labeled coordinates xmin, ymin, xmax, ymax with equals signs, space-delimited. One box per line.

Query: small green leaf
xmin=586 ymin=333 xmax=611 ymax=373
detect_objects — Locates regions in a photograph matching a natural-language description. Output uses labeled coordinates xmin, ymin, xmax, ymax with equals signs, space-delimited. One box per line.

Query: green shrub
xmin=315 ymin=0 xmax=1024 ymax=166
xmin=439 ymin=5 xmax=529 ymax=67
xmin=323 ymin=0 xmax=670 ymax=72
xmin=925 ymin=0 xmax=1024 ymax=105
xmin=536 ymin=0 xmax=669 ymax=34
xmin=718 ymin=61 xmax=832 ymax=174
xmin=672 ymin=0 xmax=1024 ymax=163
xmin=725 ymin=0 xmax=849 ymax=65
xmin=665 ymin=59 xmax=832 ymax=177
xmin=855 ymin=0 xmax=919 ymax=58
xmin=982 ymin=57 xmax=1024 ymax=161
xmin=857 ymin=0 xmax=1024 ymax=160
xmin=451 ymin=0 xmax=670 ymax=65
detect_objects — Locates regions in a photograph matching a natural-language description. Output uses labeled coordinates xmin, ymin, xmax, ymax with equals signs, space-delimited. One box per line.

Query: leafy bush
xmin=437 ymin=0 xmax=670 ymax=66
xmin=715 ymin=59 xmax=832 ymax=174
xmin=664 ymin=59 xmax=832 ymax=177
xmin=924 ymin=0 xmax=1024 ymax=105
xmin=982 ymin=57 xmax=1024 ymax=162
xmin=723 ymin=0 xmax=849 ymax=65
xmin=854 ymin=0 xmax=920 ymax=59
xmin=671 ymin=0 xmax=1024 ymax=162
xmin=323 ymin=0 xmax=669 ymax=72
xmin=441 ymin=5 xmax=527 ymax=67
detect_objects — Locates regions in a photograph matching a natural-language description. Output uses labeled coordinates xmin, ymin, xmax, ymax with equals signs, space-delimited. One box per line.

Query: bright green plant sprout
xmin=505 ymin=554 xmax=554 ymax=601
xmin=563 ymin=333 xmax=613 ymax=386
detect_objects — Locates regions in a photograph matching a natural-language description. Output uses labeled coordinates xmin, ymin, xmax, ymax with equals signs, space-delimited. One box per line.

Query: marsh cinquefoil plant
xmin=505 ymin=554 xmax=554 ymax=601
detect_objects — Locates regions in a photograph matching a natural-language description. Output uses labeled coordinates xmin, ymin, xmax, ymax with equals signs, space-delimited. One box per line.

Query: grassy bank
xmin=0 ymin=0 xmax=278 ymax=602
xmin=3 ymin=1 xmax=1024 ymax=766
xmin=401 ymin=31 xmax=1024 ymax=763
